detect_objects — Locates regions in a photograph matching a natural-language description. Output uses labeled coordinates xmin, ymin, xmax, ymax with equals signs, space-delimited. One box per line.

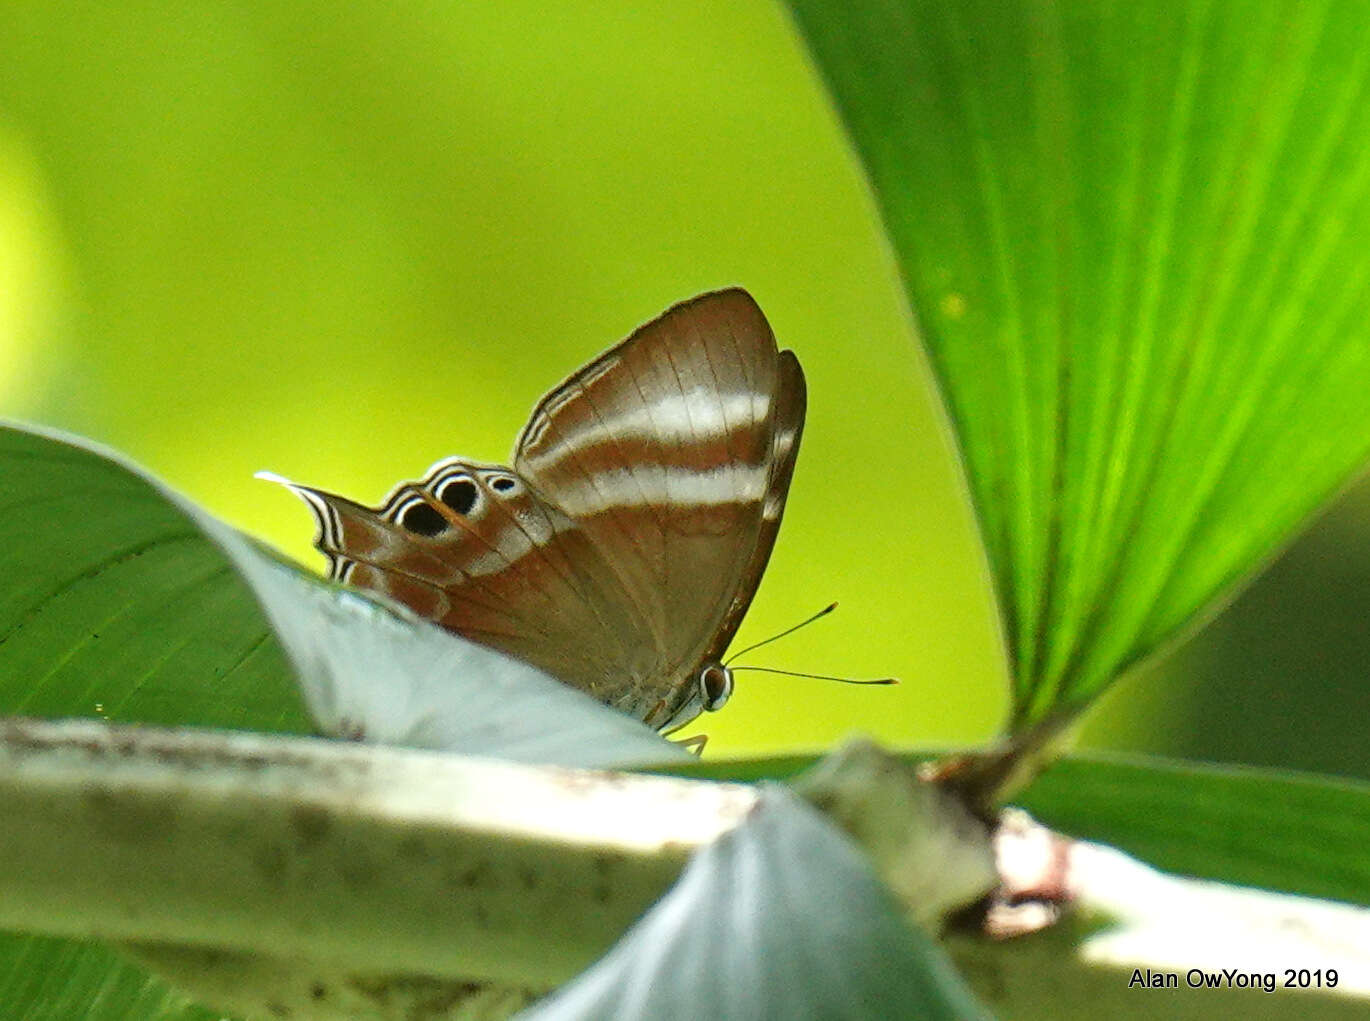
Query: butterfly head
xmin=654 ymin=661 xmax=734 ymax=735
xmin=699 ymin=662 xmax=734 ymax=712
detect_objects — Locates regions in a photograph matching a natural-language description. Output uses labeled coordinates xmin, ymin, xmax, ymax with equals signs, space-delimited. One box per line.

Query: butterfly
xmin=269 ymin=288 xmax=805 ymax=735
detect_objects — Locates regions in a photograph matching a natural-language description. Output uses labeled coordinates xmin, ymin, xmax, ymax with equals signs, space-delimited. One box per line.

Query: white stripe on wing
xmin=547 ymin=465 xmax=767 ymax=518
xmin=520 ymin=391 xmax=771 ymax=466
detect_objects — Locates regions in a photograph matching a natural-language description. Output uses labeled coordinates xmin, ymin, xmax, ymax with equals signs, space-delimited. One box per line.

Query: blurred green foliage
xmin=2 ymin=0 xmax=1368 ymax=776
xmin=791 ymin=0 xmax=1370 ymax=752
xmin=0 ymin=0 xmax=1006 ymax=755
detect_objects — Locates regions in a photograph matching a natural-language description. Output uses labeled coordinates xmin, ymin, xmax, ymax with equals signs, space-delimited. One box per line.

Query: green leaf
xmin=0 ymin=422 xmax=682 ymax=768
xmin=0 ymin=422 xmax=683 ymax=1020
xmin=519 ymin=785 xmax=993 ymax=1021
xmin=0 ymin=428 xmax=308 ymax=732
xmin=0 ymin=937 xmax=217 ymax=1021
xmin=788 ymin=0 xmax=1370 ymax=731
xmin=1018 ymin=754 xmax=1370 ymax=907
xmin=0 ymin=430 xmax=293 ymax=1017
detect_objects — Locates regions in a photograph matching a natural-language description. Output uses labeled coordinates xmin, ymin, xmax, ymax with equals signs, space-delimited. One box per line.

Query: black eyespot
xmin=490 ymin=475 xmax=517 ymax=493
xmin=438 ymin=477 xmax=478 ymax=515
xmin=399 ymin=501 xmax=447 ymax=537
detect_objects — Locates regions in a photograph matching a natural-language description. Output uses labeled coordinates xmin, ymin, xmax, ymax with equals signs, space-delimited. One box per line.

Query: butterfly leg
xmin=674 ymin=734 xmax=708 ymax=756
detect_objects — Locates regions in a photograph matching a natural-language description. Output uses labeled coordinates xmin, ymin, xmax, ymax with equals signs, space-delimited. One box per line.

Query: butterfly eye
xmin=698 ymin=663 xmax=733 ymax=711
xmin=438 ymin=477 xmax=478 ymax=515
xmin=398 ymin=501 xmax=448 ymax=537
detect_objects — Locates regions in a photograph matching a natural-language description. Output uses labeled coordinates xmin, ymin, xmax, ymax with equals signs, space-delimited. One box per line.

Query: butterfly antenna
xmin=725 ymin=602 xmax=838 ymax=664
xmin=731 ymin=666 xmax=898 ymax=686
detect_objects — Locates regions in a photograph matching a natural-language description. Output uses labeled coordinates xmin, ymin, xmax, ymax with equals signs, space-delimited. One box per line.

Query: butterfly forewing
xmin=277 ymin=288 xmax=805 ymax=733
xmin=515 ymin=291 xmax=802 ymax=684
xmin=707 ymin=347 xmax=805 ymax=666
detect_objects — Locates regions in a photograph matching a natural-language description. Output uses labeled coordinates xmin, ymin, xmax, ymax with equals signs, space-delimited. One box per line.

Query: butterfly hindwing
xmin=279 ymin=461 xmax=653 ymax=708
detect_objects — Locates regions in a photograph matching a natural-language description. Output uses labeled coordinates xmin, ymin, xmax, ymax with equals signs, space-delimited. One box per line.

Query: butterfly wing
xmin=274 ymin=460 xmax=658 ymax=710
xmin=277 ymin=288 xmax=805 ymax=731
xmin=514 ymin=288 xmax=806 ymax=723
xmin=706 ymin=344 xmax=805 ymax=662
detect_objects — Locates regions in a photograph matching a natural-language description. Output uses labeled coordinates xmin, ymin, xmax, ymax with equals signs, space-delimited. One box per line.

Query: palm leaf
xmin=789 ymin=0 xmax=1370 ymax=734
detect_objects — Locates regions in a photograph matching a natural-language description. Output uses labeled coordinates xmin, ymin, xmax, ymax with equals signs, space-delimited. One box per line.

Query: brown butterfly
xmin=268 ymin=289 xmax=805 ymax=735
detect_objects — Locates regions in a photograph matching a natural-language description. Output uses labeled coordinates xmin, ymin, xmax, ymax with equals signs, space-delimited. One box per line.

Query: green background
xmin=2 ymin=0 xmax=1365 ymax=772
